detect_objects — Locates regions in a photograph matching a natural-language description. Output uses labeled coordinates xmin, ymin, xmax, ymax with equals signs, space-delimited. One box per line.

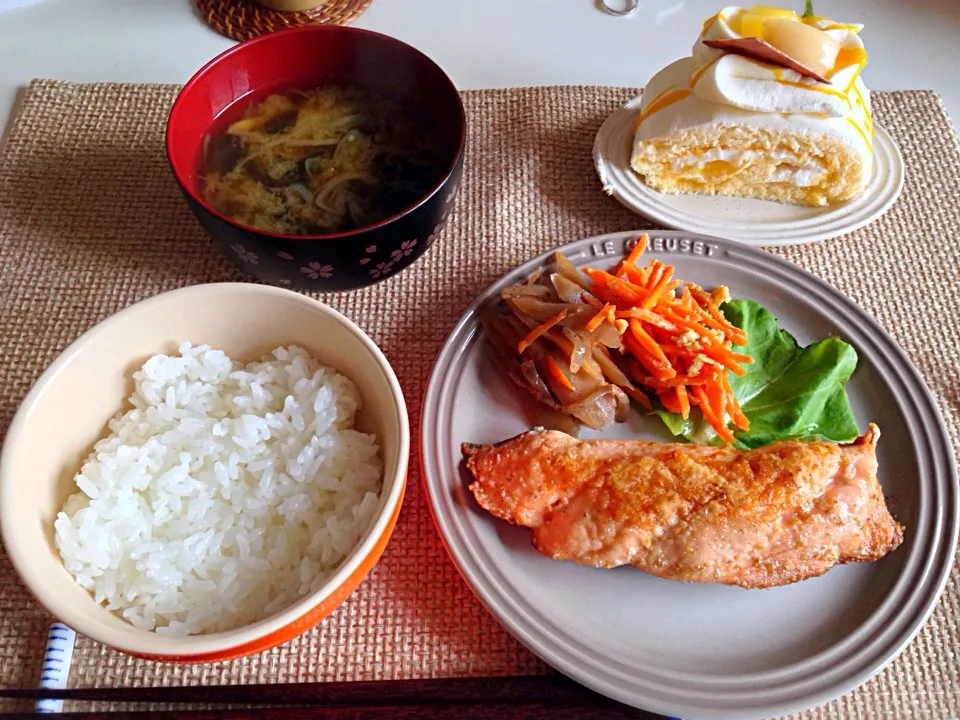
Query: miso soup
xmin=201 ymin=85 xmax=444 ymax=235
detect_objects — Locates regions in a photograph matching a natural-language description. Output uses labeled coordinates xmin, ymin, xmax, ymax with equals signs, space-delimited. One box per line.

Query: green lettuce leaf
xmin=655 ymin=299 xmax=860 ymax=448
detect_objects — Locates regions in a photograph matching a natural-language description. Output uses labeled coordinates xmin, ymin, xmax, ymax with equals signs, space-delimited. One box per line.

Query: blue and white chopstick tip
xmin=36 ymin=622 xmax=76 ymax=714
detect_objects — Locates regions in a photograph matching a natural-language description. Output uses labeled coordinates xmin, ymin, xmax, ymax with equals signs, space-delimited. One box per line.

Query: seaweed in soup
xmin=200 ymin=86 xmax=444 ymax=235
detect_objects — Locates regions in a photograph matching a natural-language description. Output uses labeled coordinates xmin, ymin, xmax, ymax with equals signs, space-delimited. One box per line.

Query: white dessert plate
xmin=593 ymin=95 xmax=905 ymax=246
xmin=421 ymin=231 xmax=957 ymax=720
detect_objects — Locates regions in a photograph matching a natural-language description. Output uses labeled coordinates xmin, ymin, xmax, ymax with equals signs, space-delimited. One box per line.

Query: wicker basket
xmin=194 ymin=0 xmax=373 ymax=42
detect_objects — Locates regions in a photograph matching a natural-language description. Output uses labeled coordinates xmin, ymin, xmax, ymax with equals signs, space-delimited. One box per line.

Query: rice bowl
xmin=0 ymin=283 xmax=408 ymax=661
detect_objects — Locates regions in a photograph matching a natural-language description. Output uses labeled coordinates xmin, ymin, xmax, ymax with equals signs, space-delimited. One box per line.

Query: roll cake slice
xmin=630 ymin=6 xmax=874 ymax=207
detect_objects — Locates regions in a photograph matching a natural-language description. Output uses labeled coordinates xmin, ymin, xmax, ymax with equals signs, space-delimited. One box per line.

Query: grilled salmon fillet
xmin=462 ymin=426 xmax=903 ymax=588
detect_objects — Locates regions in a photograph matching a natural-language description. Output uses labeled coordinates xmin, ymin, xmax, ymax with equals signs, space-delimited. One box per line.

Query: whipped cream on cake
xmin=630 ymin=6 xmax=874 ymax=206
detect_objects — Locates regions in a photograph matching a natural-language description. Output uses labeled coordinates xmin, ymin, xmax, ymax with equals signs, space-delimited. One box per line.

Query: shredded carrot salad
xmin=583 ymin=234 xmax=751 ymax=443
xmin=490 ymin=233 xmax=754 ymax=443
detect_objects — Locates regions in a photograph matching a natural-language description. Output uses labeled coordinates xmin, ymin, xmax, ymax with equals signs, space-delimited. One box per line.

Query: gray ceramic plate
xmin=421 ymin=231 xmax=958 ymax=720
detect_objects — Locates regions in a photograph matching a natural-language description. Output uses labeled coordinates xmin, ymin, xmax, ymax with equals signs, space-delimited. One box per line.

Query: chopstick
xmin=35 ymin=622 xmax=77 ymax=713
xmin=0 ymin=676 xmax=662 ymax=718
xmin=2 ymin=704 xmax=655 ymax=719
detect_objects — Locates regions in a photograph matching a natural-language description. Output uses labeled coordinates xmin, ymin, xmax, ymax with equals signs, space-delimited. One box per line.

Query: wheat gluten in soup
xmin=54 ymin=343 xmax=384 ymax=637
xmin=201 ymin=85 xmax=444 ymax=235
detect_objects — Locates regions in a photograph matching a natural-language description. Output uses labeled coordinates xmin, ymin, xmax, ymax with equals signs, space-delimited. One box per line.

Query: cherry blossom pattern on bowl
xmin=359 ymin=246 xmax=378 ymax=266
xmin=300 ymin=263 xmax=335 ymax=280
xmin=231 ymin=244 xmax=260 ymax=265
xmin=369 ymin=261 xmax=395 ymax=280
xmin=390 ymin=240 xmax=418 ymax=261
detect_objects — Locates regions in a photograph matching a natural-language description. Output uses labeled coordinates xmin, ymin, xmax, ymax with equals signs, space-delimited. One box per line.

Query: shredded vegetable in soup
xmin=201 ymin=86 xmax=444 ymax=235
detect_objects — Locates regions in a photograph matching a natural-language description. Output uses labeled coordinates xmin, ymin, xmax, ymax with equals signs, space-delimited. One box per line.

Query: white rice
xmin=54 ymin=343 xmax=383 ymax=637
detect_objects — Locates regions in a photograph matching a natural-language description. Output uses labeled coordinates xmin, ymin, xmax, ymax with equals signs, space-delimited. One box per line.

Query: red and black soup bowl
xmin=166 ymin=26 xmax=465 ymax=292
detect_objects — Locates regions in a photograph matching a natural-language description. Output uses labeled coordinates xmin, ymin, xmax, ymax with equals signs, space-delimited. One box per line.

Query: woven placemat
xmin=0 ymin=80 xmax=958 ymax=719
xmin=194 ymin=0 xmax=372 ymax=42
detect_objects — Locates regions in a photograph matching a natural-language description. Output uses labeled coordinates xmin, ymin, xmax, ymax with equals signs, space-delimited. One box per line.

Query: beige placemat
xmin=0 ymin=80 xmax=958 ymax=719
